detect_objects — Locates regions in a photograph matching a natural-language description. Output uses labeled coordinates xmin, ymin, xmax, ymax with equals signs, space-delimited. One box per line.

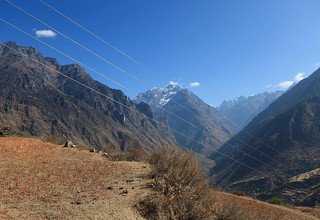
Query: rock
xmin=102 ymin=152 xmax=109 ymax=157
xmin=63 ymin=140 xmax=76 ymax=148
xmin=89 ymin=148 xmax=97 ymax=153
xmin=0 ymin=127 xmax=14 ymax=136
xmin=119 ymin=190 xmax=128 ymax=195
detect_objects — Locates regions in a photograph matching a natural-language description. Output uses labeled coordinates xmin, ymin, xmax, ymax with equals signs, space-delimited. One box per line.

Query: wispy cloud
xmin=276 ymin=72 xmax=305 ymax=89
xmin=277 ymin=81 xmax=294 ymax=89
xmin=189 ymin=82 xmax=200 ymax=87
xmin=35 ymin=29 xmax=56 ymax=38
xmin=294 ymin=72 xmax=305 ymax=81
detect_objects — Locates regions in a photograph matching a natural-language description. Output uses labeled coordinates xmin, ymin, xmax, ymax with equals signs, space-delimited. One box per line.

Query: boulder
xmin=64 ymin=140 xmax=76 ymax=148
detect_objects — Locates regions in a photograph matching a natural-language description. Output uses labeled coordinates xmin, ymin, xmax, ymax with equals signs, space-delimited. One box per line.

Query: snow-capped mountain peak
xmin=136 ymin=84 xmax=183 ymax=108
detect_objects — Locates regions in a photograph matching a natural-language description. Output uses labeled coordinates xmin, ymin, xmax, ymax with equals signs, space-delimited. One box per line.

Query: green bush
xmin=267 ymin=197 xmax=285 ymax=205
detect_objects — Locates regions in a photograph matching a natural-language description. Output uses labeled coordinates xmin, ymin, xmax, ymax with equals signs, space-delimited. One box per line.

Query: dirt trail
xmin=0 ymin=137 xmax=151 ymax=220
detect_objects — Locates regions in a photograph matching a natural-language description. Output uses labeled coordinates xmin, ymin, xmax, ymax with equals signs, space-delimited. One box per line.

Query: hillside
xmin=0 ymin=137 xmax=319 ymax=220
xmin=136 ymin=84 xmax=237 ymax=155
xmin=210 ymin=68 xmax=320 ymax=205
xmin=217 ymin=91 xmax=284 ymax=127
xmin=0 ymin=41 xmax=176 ymax=151
xmin=0 ymin=137 xmax=152 ymax=219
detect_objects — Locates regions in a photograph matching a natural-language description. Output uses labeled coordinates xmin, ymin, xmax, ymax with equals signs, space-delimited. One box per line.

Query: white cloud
xmin=189 ymin=82 xmax=200 ymax=87
xmin=35 ymin=29 xmax=56 ymax=38
xmin=294 ymin=72 xmax=305 ymax=81
xmin=277 ymin=81 xmax=294 ymax=89
xmin=275 ymin=72 xmax=305 ymax=90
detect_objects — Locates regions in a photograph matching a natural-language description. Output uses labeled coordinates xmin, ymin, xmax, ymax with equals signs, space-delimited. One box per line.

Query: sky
xmin=1 ymin=0 xmax=320 ymax=106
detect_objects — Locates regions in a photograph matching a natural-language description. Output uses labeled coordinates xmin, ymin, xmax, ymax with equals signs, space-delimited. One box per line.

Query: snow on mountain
xmin=135 ymin=83 xmax=185 ymax=110
xmin=217 ymin=91 xmax=284 ymax=127
xmin=135 ymin=83 xmax=237 ymax=156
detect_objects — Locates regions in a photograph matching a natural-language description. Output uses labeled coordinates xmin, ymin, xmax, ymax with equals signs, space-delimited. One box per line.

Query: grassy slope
xmin=0 ymin=137 xmax=151 ymax=220
xmin=0 ymin=137 xmax=318 ymax=220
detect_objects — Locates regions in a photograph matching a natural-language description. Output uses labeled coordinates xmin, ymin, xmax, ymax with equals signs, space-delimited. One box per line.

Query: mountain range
xmin=210 ymin=67 xmax=320 ymax=206
xmin=136 ymin=85 xmax=238 ymax=155
xmin=0 ymin=41 xmax=176 ymax=151
xmin=217 ymin=91 xmax=284 ymax=127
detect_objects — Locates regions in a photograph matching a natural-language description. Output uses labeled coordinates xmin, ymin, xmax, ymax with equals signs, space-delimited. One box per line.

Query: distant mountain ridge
xmin=217 ymin=91 xmax=284 ymax=127
xmin=210 ymin=68 xmax=320 ymax=206
xmin=136 ymin=84 xmax=238 ymax=155
xmin=0 ymin=41 xmax=177 ymax=151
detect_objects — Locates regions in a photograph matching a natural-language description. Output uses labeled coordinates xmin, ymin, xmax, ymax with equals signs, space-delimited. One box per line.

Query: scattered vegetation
xmin=230 ymin=190 xmax=246 ymax=197
xmin=267 ymin=197 xmax=285 ymax=205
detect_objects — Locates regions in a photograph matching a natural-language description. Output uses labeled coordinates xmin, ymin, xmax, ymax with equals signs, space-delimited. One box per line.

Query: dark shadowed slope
xmin=0 ymin=41 xmax=176 ymax=151
xmin=210 ymin=68 xmax=320 ymax=205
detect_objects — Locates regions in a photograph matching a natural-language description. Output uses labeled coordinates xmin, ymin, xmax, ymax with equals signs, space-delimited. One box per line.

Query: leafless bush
xmin=139 ymin=146 xmax=217 ymax=220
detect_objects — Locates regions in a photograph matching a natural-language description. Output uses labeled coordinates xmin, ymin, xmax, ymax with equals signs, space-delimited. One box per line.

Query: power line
xmin=38 ymin=0 xmax=163 ymax=81
xmin=36 ymin=0 xmax=316 ymax=175
xmin=2 ymin=42 xmax=315 ymax=200
xmin=0 ymin=18 xmax=291 ymax=177
xmin=4 ymin=1 xmax=318 ymax=198
xmin=6 ymin=0 xmax=210 ymax=124
xmin=3 ymin=1 xmax=316 ymax=186
xmin=35 ymin=0 xmax=320 ymax=174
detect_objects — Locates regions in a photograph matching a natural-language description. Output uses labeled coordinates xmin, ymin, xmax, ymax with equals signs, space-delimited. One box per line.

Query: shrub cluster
xmin=138 ymin=147 xmax=216 ymax=220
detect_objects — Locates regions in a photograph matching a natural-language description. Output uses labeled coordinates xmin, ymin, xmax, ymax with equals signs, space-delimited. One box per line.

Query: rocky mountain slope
xmin=217 ymin=91 xmax=284 ymax=127
xmin=136 ymin=84 xmax=238 ymax=155
xmin=210 ymin=69 xmax=320 ymax=205
xmin=0 ymin=41 xmax=176 ymax=151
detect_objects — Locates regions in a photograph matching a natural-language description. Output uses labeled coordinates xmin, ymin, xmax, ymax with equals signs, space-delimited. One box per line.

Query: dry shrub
xmin=214 ymin=198 xmax=245 ymax=220
xmin=123 ymin=146 xmax=148 ymax=161
xmin=139 ymin=146 xmax=216 ymax=220
xmin=230 ymin=190 xmax=246 ymax=197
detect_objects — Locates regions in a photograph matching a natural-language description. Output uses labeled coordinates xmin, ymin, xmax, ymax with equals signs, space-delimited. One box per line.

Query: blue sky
xmin=1 ymin=0 xmax=320 ymax=106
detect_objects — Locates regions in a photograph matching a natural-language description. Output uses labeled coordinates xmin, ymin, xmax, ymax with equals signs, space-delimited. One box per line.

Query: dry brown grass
xmin=212 ymin=191 xmax=318 ymax=220
xmin=0 ymin=137 xmax=318 ymax=220
xmin=0 ymin=137 xmax=152 ymax=219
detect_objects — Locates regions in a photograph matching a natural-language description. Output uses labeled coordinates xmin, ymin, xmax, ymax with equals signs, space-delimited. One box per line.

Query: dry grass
xmin=212 ymin=191 xmax=319 ymax=220
xmin=0 ymin=137 xmax=318 ymax=220
xmin=0 ymin=137 xmax=152 ymax=219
